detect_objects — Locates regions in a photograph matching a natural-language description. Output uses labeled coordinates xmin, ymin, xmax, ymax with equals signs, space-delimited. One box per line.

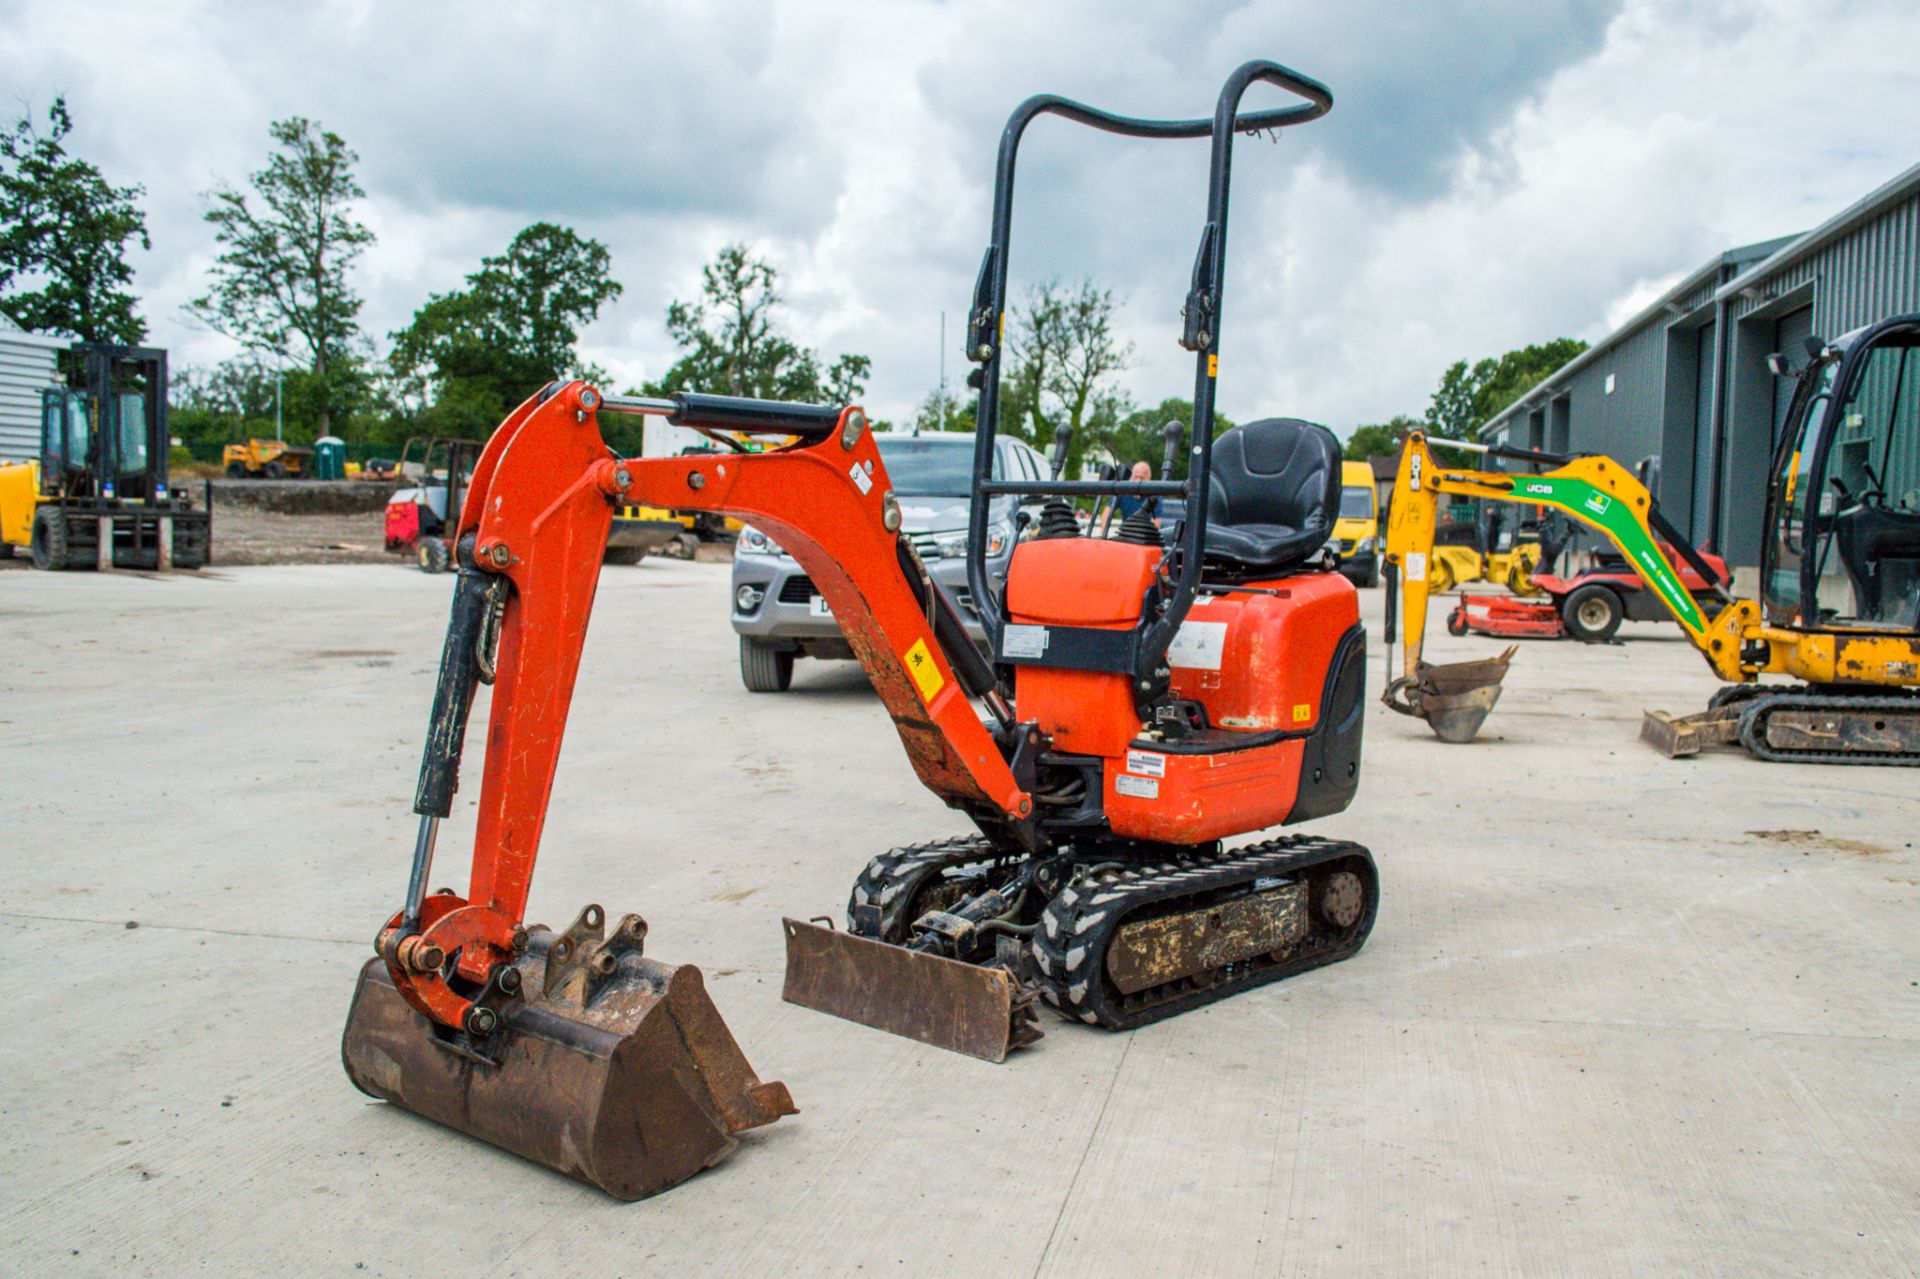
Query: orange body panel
xmin=1168 ymin=574 xmax=1357 ymax=732
xmin=1006 ymin=537 xmax=1362 ymax=844
xmin=1007 ymin=538 xmax=1161 ymax=754
xmin=1103 ymin=737 xmax=1308 ymax=843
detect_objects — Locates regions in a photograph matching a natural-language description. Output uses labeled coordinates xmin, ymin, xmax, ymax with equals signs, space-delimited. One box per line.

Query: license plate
xmin=809 ymin=595 xmax=833 ymax=618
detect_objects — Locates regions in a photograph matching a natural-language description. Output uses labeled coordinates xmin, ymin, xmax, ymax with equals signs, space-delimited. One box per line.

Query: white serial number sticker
xmin=1124 ymin=749 xmax=1166 ymax=778
xmin=1001 ymin=624 xmax=1049 ymax=659
xmin=1115 ymin=774 xmax=1159 ymax=799
xmin=1406 ymin=551 xmax=1427 ymax=583
xmin=1167 ymin=620 xmax=1228 ymax=670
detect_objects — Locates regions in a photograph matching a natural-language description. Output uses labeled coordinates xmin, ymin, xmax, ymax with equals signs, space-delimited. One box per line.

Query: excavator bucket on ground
xmin=781 ymin=918 xmax=1041 ymax=1063
xmin=1387 ymin=647 xmax=1517 ymax=743
xmin=343 ymin=905 xmax=794 ymax=1201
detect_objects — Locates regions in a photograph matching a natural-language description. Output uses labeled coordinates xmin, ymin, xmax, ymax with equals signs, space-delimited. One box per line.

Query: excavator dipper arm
xmin=344 ymin=381 xmax=1038 ymax=1197
xmin=375 ymin=381 xmax=1029 ymax=1034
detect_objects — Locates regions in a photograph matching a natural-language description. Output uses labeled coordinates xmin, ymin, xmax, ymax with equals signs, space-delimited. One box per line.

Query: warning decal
xmin=903 ymin=638 xmax=945 ymax=703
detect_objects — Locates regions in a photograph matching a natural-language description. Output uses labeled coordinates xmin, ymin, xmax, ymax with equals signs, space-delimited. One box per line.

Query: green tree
xmin=1424 ymin=338 xmax=1587 ymax=442
xmin=913 ymin=385 xmax=976 ymax=433
xmin=389 ymin=222 xmax=623 ymax=438
xmin=1094 ymin=397 xmax=1236 ymax=480
xmin=0 ymin=98 xmax=149 ymax=343
xmin=192 ymin=117 xmax=375 ymax=435
xmin=1003 ymin=277 xmax=1132 ymax=476
xmin=1343 ymin=414 xmax=1424 ymax=461
xmin=648 ymin=244 xmax=869 ymax=404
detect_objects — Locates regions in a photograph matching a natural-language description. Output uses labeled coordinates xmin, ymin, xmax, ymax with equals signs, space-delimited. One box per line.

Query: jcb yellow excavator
xmin=1381 ymin=311 xmax=1920 ymax=764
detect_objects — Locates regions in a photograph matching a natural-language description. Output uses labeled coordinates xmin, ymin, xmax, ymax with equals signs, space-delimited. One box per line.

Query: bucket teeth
xmin=342 ymin=906 xmax=795 ymax=1201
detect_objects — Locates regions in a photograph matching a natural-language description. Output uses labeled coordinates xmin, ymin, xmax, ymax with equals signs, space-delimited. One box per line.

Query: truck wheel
xmin=226 ymin=461 xmax=247 ymax=479
xmin=416 ymin=537 xmax=451 ymax=574
xmin=1562 ymin=584 xmax=1624 ymax=642
xmin=263 ymin=461 xmax=287 ymax=479
xmin=29 ymin=508 xmax=69 ymax=571
xmin=0 ymin=538 xmax=13 ymax=559
xmin=740 ymin=637 xmax=794 ymax=692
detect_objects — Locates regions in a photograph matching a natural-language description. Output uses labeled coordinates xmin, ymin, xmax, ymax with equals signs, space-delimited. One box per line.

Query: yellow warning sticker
xmin=904 ymin=638 xmax=946 ymax=703
xmin=1292 ymin=702 xmax=1311 ymax=723
xmin=1207 ymin=354 xmax=1218 ymax=378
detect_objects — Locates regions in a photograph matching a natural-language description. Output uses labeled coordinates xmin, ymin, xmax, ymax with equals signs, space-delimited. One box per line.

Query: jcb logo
xmin=1524 ymin=483 xmax=1553 ymax=496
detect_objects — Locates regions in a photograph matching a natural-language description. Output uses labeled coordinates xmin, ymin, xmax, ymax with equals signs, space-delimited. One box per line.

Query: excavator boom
xmin=342 ymin=382 xmax=1043 ymax=1197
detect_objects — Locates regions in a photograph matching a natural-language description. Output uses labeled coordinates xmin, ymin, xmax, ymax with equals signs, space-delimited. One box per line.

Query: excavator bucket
xmin=1399 ymin=647 xmax=1517 ymax=743
xmin=342 ymin=906 xmax=795 ymax=1201
xmin=781 ymin=918 xmax=1041 ymax=1063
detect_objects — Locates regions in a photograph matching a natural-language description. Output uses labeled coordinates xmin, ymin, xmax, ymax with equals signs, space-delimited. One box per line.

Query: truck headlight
xmin=738 ymin=526 xmax=782 ymax=556
xmin=935 ymin=521 xmax=1013 ymax=560
xmin=1354 ymin=537 xmax=1375 ymax=554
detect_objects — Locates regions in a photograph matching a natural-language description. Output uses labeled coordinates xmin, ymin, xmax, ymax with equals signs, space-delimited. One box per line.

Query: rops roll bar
xmin=961 ymin=60 xmax=1333 ymax=706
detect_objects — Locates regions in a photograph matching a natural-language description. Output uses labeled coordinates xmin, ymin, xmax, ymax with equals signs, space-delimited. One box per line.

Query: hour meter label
xmin=1115 ymin=774 xmax=1159 ymax=799
xmin=1124 ymin=750 xmax=1166 ymax=778
xmin=1001 ymin=624 xmax=1049 ymax=659
xmin=1168 ymin=620 xmax=1228 ymax=670
xmin=849 ymin=461 xmax=873 ymax=494
xmin=903 ymin=639 xmax=945 ymax=703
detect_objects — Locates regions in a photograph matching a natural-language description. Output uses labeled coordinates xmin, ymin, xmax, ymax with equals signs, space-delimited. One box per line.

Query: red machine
xmin=341 ymin=59 xmax=1378 ymax=1202
xmin=1447 ymin=544 xmax=1730 ymax=642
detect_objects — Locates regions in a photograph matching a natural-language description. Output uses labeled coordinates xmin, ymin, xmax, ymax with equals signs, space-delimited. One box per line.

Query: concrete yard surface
xmin=2 ymin=562 xmax=1915 ymax=1277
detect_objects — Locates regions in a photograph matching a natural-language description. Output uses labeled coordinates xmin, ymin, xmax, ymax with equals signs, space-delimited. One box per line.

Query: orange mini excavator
xmin=341 ymin=60 xmax=1378 ymax=1200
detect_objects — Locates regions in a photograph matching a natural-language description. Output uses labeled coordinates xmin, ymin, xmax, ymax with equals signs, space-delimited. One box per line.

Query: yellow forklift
xmin=0 ymin=344 xmax=209 ymax=570
xmin=1381 ymin=312 xmax=1920 ymax=764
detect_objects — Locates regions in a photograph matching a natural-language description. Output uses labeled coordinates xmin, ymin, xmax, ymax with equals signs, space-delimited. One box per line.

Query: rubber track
xmin=846 ymin=835 xmax=1007 ymax=941
xmin=1738 ymin=692 xmax=1920 ymax=766
xmin=1030 ymin=835 xmax=1377 ymax=1030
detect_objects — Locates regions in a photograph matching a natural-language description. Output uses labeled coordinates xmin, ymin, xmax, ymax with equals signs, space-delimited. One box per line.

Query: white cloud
xmin=2 ymin=0 xmax=1914 ymax=437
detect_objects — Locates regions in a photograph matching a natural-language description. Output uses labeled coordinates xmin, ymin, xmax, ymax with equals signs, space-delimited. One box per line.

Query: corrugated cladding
xmin=1726 ymin=188 xmax=1920 ymax=336
xmin=0 ymin=330 xmax=62 ymax=461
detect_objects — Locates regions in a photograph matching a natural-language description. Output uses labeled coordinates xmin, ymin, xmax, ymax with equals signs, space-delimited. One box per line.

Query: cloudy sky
xmin=5 ymin=0 xmax=1916 ymax=436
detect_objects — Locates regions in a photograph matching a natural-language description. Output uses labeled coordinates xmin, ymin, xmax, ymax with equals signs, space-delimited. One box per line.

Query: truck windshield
xmin=1339 ymin=486 xmax=1373 ymax=519
xmin=876 ymin=438 xmax=980 ymax=497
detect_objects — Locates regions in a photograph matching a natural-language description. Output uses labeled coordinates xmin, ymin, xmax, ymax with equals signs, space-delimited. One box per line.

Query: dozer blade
xmin=780 ymin=918 xmax=1041 ymax=1063
xmin=342 ymin=907 xmax=795 ymax=1201
xmin=1406 ymin=648 xmax=1516 ymax=743
xmin=1640 ymin=705 xmax=1740 ymax=758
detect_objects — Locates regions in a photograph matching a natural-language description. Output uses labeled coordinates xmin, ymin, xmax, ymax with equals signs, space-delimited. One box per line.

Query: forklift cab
xmin=39 ymin=345 xmax=172 ymax=503
xmin=1764 ymin=315 xmax=1920 ymax=633
xmin=18 ymin=343 xmax=206 ymax=570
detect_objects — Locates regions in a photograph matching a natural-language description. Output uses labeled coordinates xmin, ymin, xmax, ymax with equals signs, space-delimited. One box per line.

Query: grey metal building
xmin=0 ymin=314 xmax=66 ymax=461
xmin=1481 ymin=162 xmax=1920 ymax=581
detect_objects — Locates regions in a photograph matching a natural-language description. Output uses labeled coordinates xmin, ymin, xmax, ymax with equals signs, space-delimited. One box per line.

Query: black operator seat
xmin=1201 ymin=416 xmax=1342 ymax=577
